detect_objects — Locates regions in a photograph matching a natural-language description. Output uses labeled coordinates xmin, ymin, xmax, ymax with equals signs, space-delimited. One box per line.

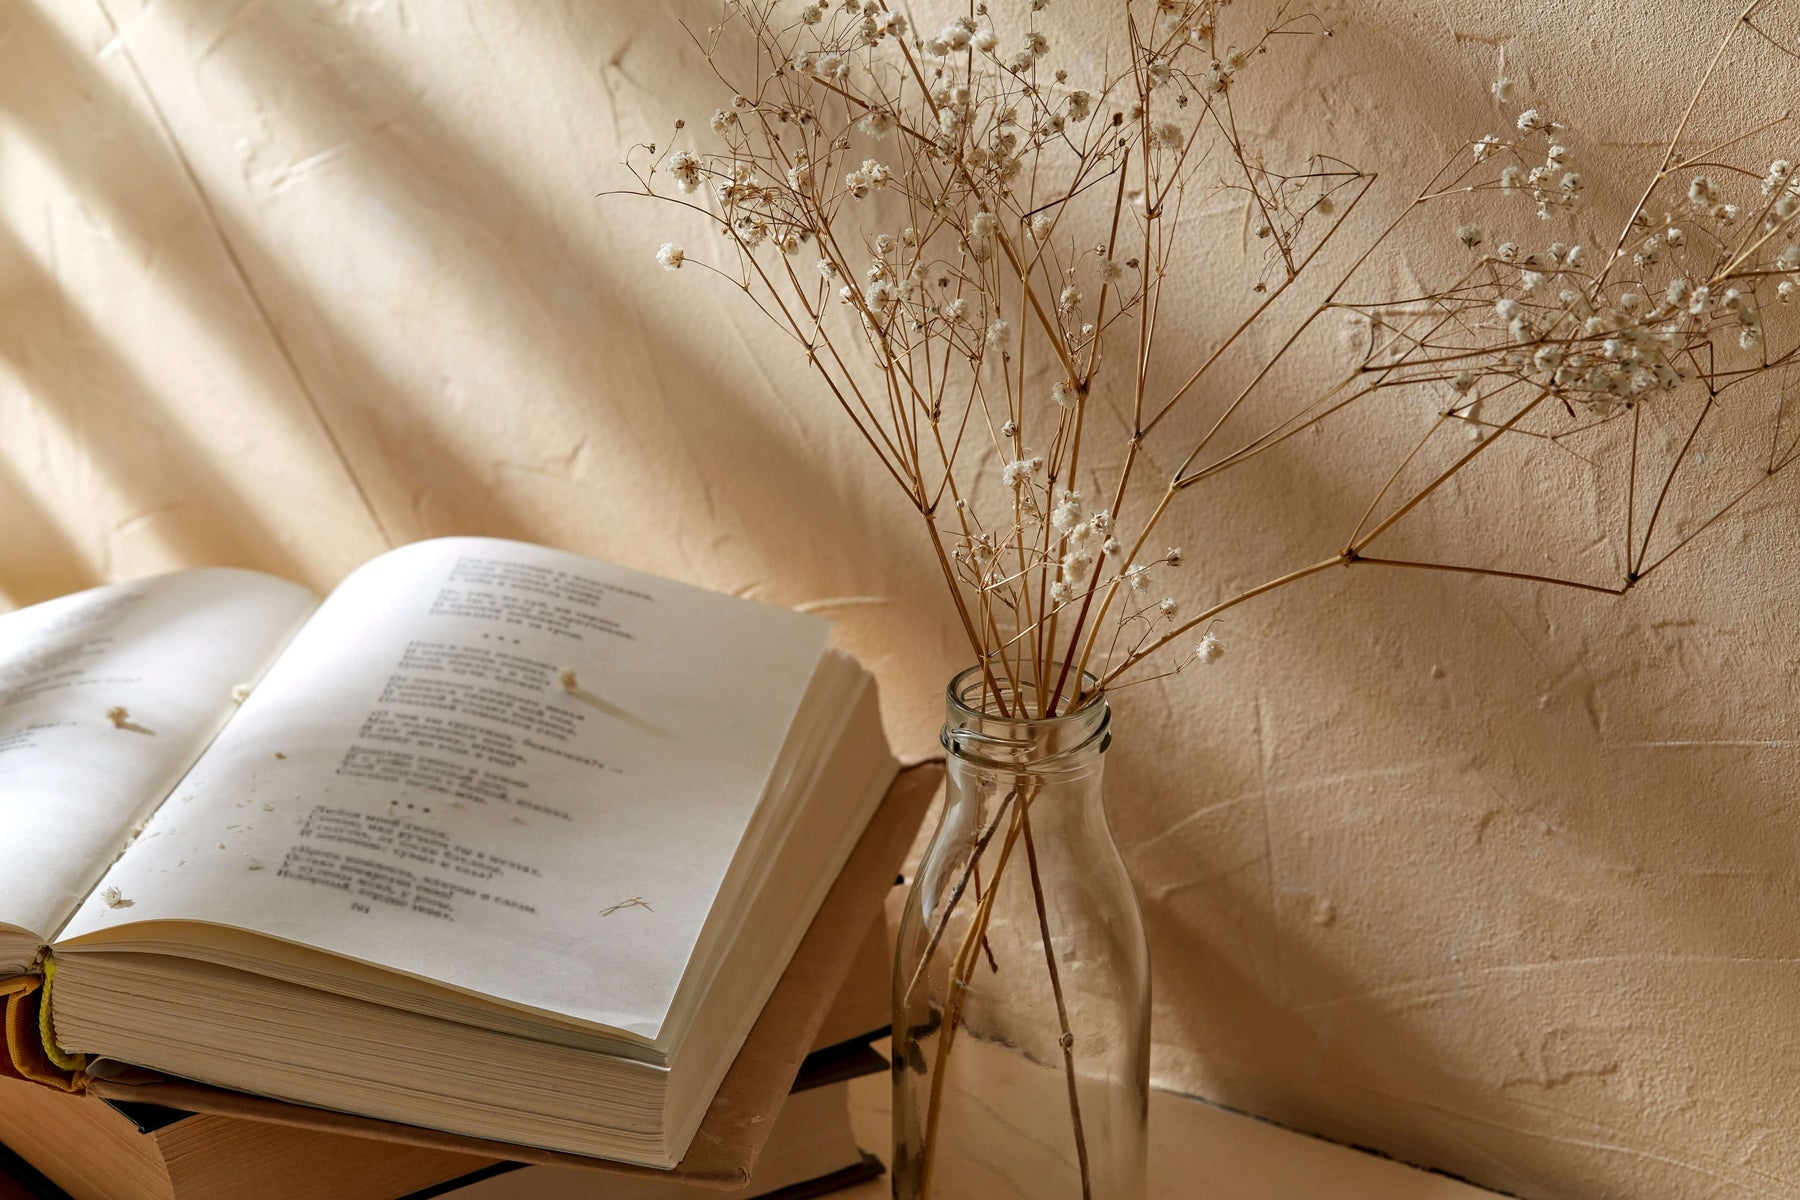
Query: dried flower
xmin=656 ymin=242 xmax=685 ymax=270
xmin=666 ymin=150 xmax=701 ymax=193
xmin=614 ymin=0 xmax=1800 ymax=728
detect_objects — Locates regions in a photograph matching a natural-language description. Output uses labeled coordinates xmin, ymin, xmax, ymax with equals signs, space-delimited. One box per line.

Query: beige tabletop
xmin=838 ymin=1053 xmax=1499 ymax=1200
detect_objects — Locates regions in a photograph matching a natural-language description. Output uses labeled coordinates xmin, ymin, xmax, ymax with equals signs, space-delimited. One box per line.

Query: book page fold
xmin=0 ymin=569 xmax=317 ymax=958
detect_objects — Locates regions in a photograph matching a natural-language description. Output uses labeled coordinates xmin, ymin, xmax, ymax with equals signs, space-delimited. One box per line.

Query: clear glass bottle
xmin=892 ymin=665 xmax=1150 ymax=1200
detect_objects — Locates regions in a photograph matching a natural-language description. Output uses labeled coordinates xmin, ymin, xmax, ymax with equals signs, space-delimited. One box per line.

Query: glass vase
xmin=892 ymin=665 xmax=1150 ymax=1200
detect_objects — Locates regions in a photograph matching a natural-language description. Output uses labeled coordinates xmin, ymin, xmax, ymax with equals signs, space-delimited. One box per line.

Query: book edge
xmin=73 ymin=761 xmax=940 ymax=1183
xmin=392 ymin=1152 xmax=886 ymax=1200
xmin=0 ymin=1138 xmax=72 ymax=1200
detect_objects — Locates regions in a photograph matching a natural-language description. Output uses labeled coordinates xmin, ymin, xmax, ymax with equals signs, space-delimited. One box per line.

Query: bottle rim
xmin=940 ymin=663 xmax=1111 ymax=769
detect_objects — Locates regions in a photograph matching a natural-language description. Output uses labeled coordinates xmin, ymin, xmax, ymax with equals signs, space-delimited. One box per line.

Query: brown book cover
xmin=406 ymin=1154 xmax=887 ymax=1200
xmin=0 ymin=1042 xmax=888 ymax=1200
xmin=23 ymin=760 xmax=937 ymax=1190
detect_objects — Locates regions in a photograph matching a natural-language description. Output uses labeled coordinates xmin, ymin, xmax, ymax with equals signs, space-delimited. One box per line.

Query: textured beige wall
xmin=3 ymin=2 xmax=1796 ymax=1197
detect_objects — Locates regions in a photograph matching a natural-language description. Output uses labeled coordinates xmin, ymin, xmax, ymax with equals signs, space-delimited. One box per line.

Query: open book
xmin=0 ymin=538 xmax=897 ymax=1168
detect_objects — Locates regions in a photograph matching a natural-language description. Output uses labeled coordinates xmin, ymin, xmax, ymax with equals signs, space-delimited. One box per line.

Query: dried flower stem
xmin=617 ymin=1 xmax=1800 ymax=1189
xmin=1020 ymin=806 xmax=1093 ymax=1200
xmin=917 ymin=782 xmax=1034 ymax=1200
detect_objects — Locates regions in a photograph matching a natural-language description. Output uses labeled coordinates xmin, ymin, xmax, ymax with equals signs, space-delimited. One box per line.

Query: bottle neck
xmin=940 ymin=663 xmax=1110 ymax=783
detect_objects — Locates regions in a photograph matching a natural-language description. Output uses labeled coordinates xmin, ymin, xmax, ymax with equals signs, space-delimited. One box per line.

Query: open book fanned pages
xmin=0 ymin=538 xmax=899 ymax=1168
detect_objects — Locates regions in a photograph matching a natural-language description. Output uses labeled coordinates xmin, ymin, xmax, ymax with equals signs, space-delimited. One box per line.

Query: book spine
xmin=0 ymin=979 xmax=81 ymax=1093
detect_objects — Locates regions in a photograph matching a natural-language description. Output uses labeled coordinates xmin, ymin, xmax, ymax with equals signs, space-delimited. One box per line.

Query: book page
xmin=0 ymin=571 xmax=317 ymax=955
xmin=58 ymin=538 xmax=830 ymax=1037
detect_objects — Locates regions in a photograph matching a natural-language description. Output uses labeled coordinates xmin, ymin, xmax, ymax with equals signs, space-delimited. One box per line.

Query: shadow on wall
xmin=0 ymin=218 xmax=307 ymax=583
xmin=1 ymin=2 xmax=1796 ymax=1198
xmin=1123 ymin=558 xmax=1800 ymax=1199
xmin=1059 ymin=8 xmax=1800 ymax=1199
xmin=166 ymin=0 xmax=958 ymax=663
xmin=0 ymin=453 xmax=96 ymax=606
xmin=0 ymin=0 xmax=956 ymax=685
xmin=0 ymin=0 xmax=526 ymax=562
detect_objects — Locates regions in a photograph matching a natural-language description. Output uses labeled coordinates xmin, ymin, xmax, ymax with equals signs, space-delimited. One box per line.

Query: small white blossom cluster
xmin=666 ymin=149 xmax=702 ymax=194
xmin=614 ymin=0 xmax=1800 ymax=713
xmin=1483 ymin=99 xmax=1581 ymax=222
xmin=614 ymin=0 xmax=1354 ymax=698
xmin=947 ymin=453 xmax=1201 ymax=665
xmin=1412 ymin=85 xmax=1799 ymax=422
xmin=844 ymin=158 xmax=892 ymax=199
xmin=631 ymin=0 xmax=1306 ymax=347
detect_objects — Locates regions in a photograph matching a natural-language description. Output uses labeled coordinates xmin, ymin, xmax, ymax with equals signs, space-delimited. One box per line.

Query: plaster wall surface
xmin=0 ymin=2 xmax=1794 ymax=1197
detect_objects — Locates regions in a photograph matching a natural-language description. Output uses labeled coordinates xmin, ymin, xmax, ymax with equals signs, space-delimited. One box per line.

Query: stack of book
xmin=0 ymin=539 xmax=932 ymax=1200
xmin=0 ymin=922 xmax=894 ymax=1199
xmin=1 ymin=1045 xmax=884 ymax=1200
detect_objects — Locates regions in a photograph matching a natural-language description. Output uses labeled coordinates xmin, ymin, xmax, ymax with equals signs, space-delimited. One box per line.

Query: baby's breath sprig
xmin=608 ymin=6 xmax=1800 ymax=1191
xmin=609 ymin=0 xmax=1379 ymax=722
xmin=612 ymin=1 xmax=1798 ymax=715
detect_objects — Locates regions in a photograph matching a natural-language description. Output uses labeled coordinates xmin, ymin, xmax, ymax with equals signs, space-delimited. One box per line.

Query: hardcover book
xmin=0 ymin=538 xmax=903 ymax=1170
xmin=0 ymin=1036 xmax=888 ymax=1200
